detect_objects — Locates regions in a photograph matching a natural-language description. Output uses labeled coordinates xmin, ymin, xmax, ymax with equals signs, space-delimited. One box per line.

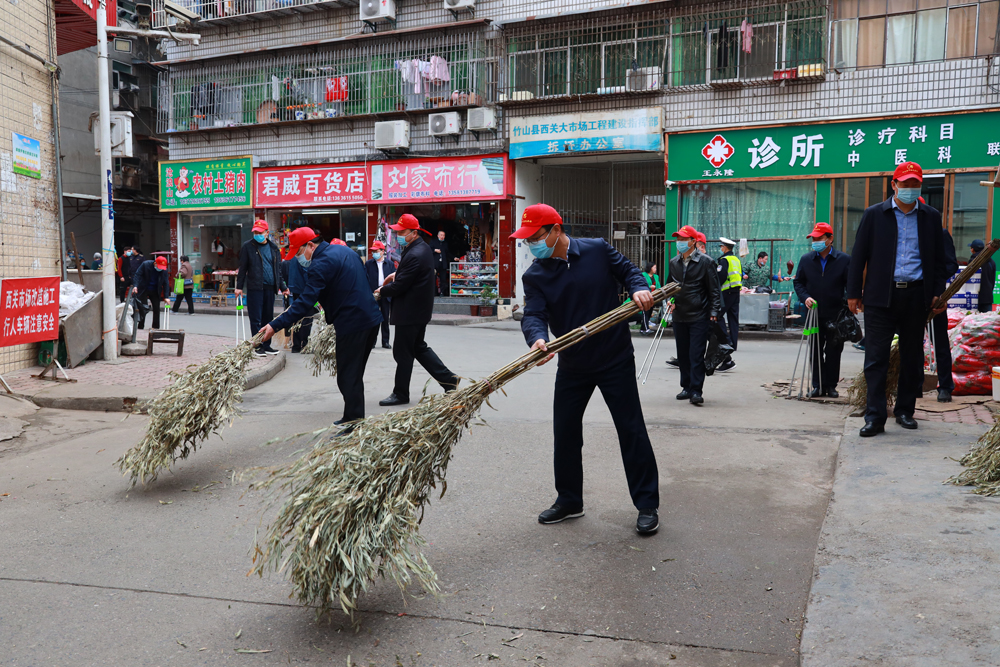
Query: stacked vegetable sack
xmin=934 ymin=310 xmax=1000 ymax=395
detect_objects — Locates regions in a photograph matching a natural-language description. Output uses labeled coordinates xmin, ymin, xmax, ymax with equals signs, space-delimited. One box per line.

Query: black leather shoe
xmin=895 ymin=414 xmax=919 ymax=430
xmin=689 ymin=392 xmax=704 ymax=405
xmin=636 ymin=508 xmax=659 ymax=534
xmin=666 ymin=358 xmax=680 ymax=367
xmin=676 ymin=389 xmax=693 ymax=400
xmin=716 ymin=359 xmax=736 ymax=372
xmin=937 ymin=388 xmax=952 ymax=403
xmin=538 ymin=504 xmax=584 ymax=524
xmin=382 ymin=343 xmax=392 ymax=349
xmin=379 ymin=393 xmax=409 ymax=407
xmin=826 ymin=388 xmax=840 ymax=399
xmin=859 ymin=421 xmax=885 ymax=437
xmin=807 ymin=388 xmax=823 ymax=398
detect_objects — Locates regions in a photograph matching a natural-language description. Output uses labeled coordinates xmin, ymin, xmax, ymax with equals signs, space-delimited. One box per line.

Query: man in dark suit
xmin=261 ymin=232 xmax=382 ymax=425
xmin=970 ymin=239 xmax=996 ymax=312
xmin=376 ymin=214 xmax=459 ymax=406
xmin=429 ymin=230 xmax=454 ymax=296
xmin=847 ymin=161 xmax=950 ymax=437
xmin=793 ymin=222 xmax=851 ymax=399
xmin=365 ymin=240 xmax=395 ymax=349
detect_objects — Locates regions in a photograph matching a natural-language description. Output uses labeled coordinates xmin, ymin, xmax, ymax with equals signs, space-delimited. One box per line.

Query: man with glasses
xmin=513 ymin=203 xmax=661 ymax=535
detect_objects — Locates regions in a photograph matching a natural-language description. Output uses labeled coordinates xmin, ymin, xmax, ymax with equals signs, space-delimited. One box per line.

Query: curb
xmin=630 ymin=327 xmax=801 ymax=342
xmin=19 ymin=350 xmax=287 ymax=413
xmin=431 ymin=316 xmax=499 ymax=326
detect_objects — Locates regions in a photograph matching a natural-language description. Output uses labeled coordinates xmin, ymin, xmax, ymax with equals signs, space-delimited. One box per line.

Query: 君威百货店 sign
xmin=508 ymin=108 xmax=664 ymax=160
xmin=666 ymin=110 xmax=1000 ymax=182
xmin=0 ymin=276 xmax=60 ymax=347
xmin=254 ymin=163 xmax=369 ymax=208
xmin=159 ymin=156 xmax=253 ymax=211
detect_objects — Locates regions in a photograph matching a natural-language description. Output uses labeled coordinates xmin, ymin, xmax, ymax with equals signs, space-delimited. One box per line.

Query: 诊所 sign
xmin=254 ymin=164 xmax=368 ymax=208
xmin=667 ymin=110 xmax=1000 ymax=182
xmin=11 ymin=132 xmax=41 ymax=179
xmin=509 ymin=108 xmax=664 ymax=160
xmin=370 ymin=155 xmax=508 ymax=202
xmin=159 ymin=156 xmax=253 ymax=211
xmin=0 ymin=276 xmax=60 ymax=347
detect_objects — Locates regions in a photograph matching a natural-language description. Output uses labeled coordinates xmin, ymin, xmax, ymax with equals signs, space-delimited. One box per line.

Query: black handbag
xmin=825 ymin=305 xmax=864 ymax=344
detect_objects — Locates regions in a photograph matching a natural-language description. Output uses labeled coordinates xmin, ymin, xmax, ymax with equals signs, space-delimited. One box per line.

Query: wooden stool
xmin=210 ymin=279 xmax=229 ymax=307
xmin=147 ymin=330 xmax=186 ymax=356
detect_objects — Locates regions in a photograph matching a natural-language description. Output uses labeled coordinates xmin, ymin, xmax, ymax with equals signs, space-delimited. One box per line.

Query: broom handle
xmin=928 ymin=238 xmax=1000 ymax=322
xmin=485 ymin=283 xmax=682 ymax=386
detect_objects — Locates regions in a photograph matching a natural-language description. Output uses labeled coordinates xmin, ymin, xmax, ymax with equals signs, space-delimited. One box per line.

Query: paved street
xmin=0 ymin=320 xmax=865 ymax=666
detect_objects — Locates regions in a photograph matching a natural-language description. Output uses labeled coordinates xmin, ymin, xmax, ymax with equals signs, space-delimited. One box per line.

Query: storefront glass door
xmin=952 ymin=172 xmax=990 ymax=263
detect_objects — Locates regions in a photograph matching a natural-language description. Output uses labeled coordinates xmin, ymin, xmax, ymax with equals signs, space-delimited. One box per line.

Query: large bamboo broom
xmin=848 ymin=239 xmax=1000 ymax=411
xmin=947 ymin=415 xmax=1000 ymax=495
xmin=250 ymin=282 xmax=682 ymax=618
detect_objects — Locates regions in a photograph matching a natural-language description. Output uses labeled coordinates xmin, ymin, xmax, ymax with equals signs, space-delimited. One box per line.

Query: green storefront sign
xmin=666 ymin=111 xmax=1000 ymax=182
xmin=159 ymin=156 xmax=253 ymax=211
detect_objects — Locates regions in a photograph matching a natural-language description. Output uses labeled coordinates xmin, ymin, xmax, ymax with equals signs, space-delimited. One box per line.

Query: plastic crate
xmin=767 ymin=308 xmax=786 ymax=332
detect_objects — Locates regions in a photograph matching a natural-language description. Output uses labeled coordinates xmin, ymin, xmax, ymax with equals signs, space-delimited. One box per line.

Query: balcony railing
xmin=157 ymin=30 xmax=492 ymax=132
xmin=150 ymin=0 xmax=356 ymax=28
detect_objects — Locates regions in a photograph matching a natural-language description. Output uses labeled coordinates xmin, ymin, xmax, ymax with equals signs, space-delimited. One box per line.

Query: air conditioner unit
xmin=374 ymin=120 xmax=410 ymax=150
xmin=90 ymin=110 xmax=134 ymax=158
xmin=626 ymin=67 xmax=661 ymax=91
xmin=360 ymin=0 xmax=395 ymax=22
xmin=467 ymin=107 xmax=496 ymax=132
xmin=428 ymin=111 xmax=461 ymax=137
xmin=443 ymin=0 xmax=474 ymax=10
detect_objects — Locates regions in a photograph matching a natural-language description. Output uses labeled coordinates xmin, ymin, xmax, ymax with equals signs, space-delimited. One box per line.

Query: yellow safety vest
xmin=721 ymin=254 xmax=742 ymax=291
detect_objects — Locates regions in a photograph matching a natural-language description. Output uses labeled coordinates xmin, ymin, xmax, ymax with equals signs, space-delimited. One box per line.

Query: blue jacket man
xmin=847 ymin=161 xmax=950 ymax=436
xmin=793 ymin=222 xmax=851 ymax=398
xmin=364 ymin=240 xmax=396 ymax=349
xmin=515 ymin=203 xmax=660 ymax=536
xmin=262 ymin=232 xmax=382 ymax=424
xmin=279 ymin=227 xmax=319 ymax=353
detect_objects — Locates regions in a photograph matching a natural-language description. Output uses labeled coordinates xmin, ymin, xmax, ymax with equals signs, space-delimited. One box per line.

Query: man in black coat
xmin=667 ymin=225 xmax=722 ymax=405
xmin=131 ymin=256 xmax=169 ymax=329
xmin=428 ymin=230 xmax=454 ymax=296
xmin=365 ymin=240 xmax=396 ymax=349
xmin=847 ymin=161 xmax=950 ymax=437
xmin=376 ymin=214 xmax=459 ymax=406
xmin=793 ymin=222 xmax=851 ymax=399
xmin=970 ymin=239 xmax=996 ymax=312
xmin=235 ymin=220 xmax=288 ymax=357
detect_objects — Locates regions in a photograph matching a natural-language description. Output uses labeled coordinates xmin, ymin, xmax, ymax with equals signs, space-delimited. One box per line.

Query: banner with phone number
xmin=0 ymin=276 xmax=60 ymax=347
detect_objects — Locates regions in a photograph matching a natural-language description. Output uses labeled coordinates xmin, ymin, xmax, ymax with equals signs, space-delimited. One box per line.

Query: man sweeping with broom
xmin=514 ymin=203 xmax=661 ymax=535
xmin=847 ymin=161 xmax=950 ymax=437
xmin=259 ymin=227 xmax=382 ymax=426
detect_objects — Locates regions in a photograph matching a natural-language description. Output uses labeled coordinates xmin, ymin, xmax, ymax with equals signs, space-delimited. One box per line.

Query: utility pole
xmin=95 ymin=2 xmax=199 ymax=360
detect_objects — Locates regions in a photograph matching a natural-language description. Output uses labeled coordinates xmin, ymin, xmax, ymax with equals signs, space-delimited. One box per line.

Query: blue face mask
xmin=896 ymin=187 xmax=921 ymax=204
xmin=397 ymin=234 xmax=410 ymax=247
xmin=296 ymin=254 xmax=310 ymax=267
xmin=253 ymin=233 xmax=267 ymax=244
xmin=372 ymin=252 xmax=382 ymax=261
xmin=526 ymin=230 xmax=554 ymax=259
xmin=811 ymin=240 xmax=827 ymax=252
xmin=676 ymin=241 xmax=690 ymax=254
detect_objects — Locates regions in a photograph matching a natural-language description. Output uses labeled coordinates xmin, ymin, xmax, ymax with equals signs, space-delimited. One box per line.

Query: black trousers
xmin=135 ymin=291 xmax=161 ymax=329
xmin=378 ymin=298 xmax=391 ymax=346
xmin=336 ymin=325 xmax=379 ymax=422
xmin=553 ymin=358 xmax=659 ymax=510
xmin=812 ymin=318 xmax=846 ymax=392
xmin=171 ymin=287 xmax=194 ymax=314
xmin=436 ymin=266 xmax=449 ymax=296
xmin=286 ymin=294 xmax=317 ymax=351
xmin=721 ymin=288 xmax=740 ymax=350
xmin=931 ymin=309 xmax=954 ymax=392
xmin=392 ymin=323 xmax=456 ymax=400
xmin=674 ymin=317 xmax=711 ymax=392
xmin=247 ymin=286 xmax=276 ymax=351
xmin=863 ymin=285 xmax=928 ymax=423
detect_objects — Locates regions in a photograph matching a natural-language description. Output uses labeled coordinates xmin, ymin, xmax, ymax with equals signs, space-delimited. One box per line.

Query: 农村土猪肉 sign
xmin=159 ymin=156 xmax=253 ymax=211
xmin=509 ymin=108 xmax=663 ymax=160
xmin=666 ymin=110 xmax=1000 ymax=182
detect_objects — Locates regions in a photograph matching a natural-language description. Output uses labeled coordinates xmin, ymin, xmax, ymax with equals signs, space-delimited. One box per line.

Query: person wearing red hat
xmin=376 ymin=213 xmax=460 ymax=406
xmin=513 ymin=203 xmax=660 ymax=535
xmin=847 ymin=161 xmax=950 ymax=436
xmin=236 ymin=220 xmax=289 ymax=357
xmin=279 ymin=227 xmax=322 ymax=353
xmin=667 ymin=225 xmax=721 ymax=405
xmin=261 ymin=229 xmax=383 ymax=426
xmin=130 ymin=255 xmax=170 ymax=330
xmin=365 ymin=239 xmax=396 ymax=349
xmin=793 ymin=222 xmax=851 ymax=398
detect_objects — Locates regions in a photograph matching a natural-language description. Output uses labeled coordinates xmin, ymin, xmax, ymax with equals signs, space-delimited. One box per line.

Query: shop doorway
xmin=285 ymin=207 xmax=368 ymax=257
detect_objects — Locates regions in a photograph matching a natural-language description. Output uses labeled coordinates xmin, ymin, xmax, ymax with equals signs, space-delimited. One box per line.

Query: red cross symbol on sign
xmin=701 ymin=135 xmax=734 ymax=168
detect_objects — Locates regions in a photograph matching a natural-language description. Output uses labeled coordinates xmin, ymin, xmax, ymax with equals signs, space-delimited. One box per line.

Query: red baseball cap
xmin=154 ymin=256 xmax=168 ymax=270
xmin=252 ymin=219 xmax=268 ymax=233
xmin=695 ymin=231 xmax=707 ymax=244
xmin=671 ymin=225 xmax=699 ymax=239
xmin=283 ymin=226 xmax=318 ymax=260
xmin=893 ymin=161 xmax=923 ymax=183
xmin=370 ymin=240 xmax=386 ymax=251
xmin=389 ymin=213 xmax=429 ymax=234
xmin=806 ymin=222 xmax=834 ymax=239
xmin=331 ymin=238 xmax=348 ymax=246
xmin=510 ymin=203 xmax=562 ymax=239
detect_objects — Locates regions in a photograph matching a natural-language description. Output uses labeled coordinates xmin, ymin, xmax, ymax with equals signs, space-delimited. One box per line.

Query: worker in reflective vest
xmin=718 ymin=237 xmax=742 ymax=353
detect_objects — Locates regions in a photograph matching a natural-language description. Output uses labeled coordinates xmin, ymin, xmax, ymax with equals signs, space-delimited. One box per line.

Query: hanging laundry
xmin=426 ymin=55 xmax=451 ymax=84
xmin=271 ymin=75 xmax=280 ymax=102
xmin=716 ymin=21 xmax=729 ymax=68
xmin=325 ymin=76 xmax=348 ymax=102
xmin=741 ymin=19 xmax=753 ymax=54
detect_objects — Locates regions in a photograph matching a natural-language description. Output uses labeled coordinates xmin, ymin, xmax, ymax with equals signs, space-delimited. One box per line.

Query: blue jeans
xmin=247 ymin=286 xmax=276 ymax=351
